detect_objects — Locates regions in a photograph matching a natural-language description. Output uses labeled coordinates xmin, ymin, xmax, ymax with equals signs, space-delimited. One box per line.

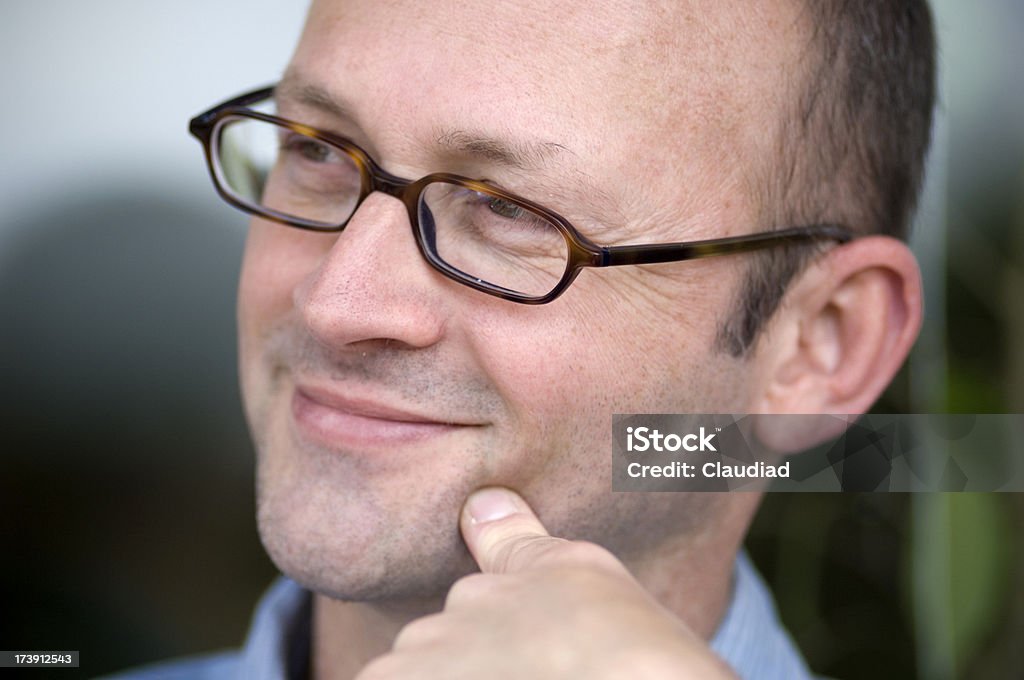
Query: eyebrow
xmin=275 ymin=72 xmax=356 ymax=121
xmin=432 ymin=128 xmax=573 ymax=172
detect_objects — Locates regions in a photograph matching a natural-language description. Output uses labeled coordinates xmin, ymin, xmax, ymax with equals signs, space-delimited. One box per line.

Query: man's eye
xmin=282 ymin=134 xmax=337 ymax=163
xmin=299 ymin=141 xmax=329 ymax=162
xmin=487 ymin=197 xmax=524 ymax=219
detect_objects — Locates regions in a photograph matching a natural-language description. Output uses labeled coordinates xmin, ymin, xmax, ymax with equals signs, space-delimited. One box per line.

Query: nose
xmin=294 ymin=192 xmax=449 ymax=351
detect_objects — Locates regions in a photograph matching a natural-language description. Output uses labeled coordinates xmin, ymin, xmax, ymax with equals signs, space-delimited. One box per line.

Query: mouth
xmin=290 ymin=382 xmax=472 ymax=450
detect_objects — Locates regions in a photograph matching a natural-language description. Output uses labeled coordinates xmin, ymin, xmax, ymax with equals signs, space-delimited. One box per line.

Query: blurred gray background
xmin=1 ymin=1 xmax=1022 ymax=679
xmin=0 ymin=1 xmax=305 ymax=675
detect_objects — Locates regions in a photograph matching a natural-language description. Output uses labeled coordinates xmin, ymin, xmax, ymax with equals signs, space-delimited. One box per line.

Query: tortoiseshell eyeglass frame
xmin=189 ymin=85 xmax=855 ymax=305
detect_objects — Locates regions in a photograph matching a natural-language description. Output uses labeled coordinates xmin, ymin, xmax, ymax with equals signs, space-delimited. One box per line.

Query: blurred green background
xmin=1 ymin=1 xmax=1022 ymax=679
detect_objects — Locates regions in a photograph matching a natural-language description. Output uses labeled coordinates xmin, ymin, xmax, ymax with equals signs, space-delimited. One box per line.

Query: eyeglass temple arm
xmin=599 ymin=224 xmax=853 ymax=267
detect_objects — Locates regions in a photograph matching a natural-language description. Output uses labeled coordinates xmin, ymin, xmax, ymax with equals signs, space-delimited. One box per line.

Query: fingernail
xmin=465 ymin=488 xmax=519 ymax=524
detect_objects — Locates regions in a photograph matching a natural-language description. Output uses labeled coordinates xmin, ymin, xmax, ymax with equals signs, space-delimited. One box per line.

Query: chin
xmin=253 ymin=439 xmax=483 ymax=603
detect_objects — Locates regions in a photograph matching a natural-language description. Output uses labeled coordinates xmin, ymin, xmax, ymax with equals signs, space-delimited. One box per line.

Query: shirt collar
xmin=709 ymin=551 xmax=814 ymax=679
xmin=236 ymin=576 xmax=311 ymax=680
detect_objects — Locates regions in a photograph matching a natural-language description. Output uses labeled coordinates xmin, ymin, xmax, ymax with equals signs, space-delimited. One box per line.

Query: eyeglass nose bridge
xmin=343 ymin=161 xmax=434 ymax=261
xmin=339 ymin=158 xmax=422 ymax=233
xmin=363 ymin=164 xmax=416 ymax=202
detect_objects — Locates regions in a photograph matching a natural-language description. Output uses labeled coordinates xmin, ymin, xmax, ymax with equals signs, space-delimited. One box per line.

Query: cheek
xmin=238 ymin=221 xmax=334 ymax=349
xmin=240 ymin=222 xmax=298 ymax=320
xmin=470 ymin=296 xmax=716 ymax=450
xmin=468 ymin=264 xmax=744 ymax=467
xmin=237 ymin=221 xmax=337 ymax=405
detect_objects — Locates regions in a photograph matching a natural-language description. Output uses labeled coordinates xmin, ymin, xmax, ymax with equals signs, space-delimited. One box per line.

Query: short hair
xmin=719 ymin=0 xmax=937 ymax=356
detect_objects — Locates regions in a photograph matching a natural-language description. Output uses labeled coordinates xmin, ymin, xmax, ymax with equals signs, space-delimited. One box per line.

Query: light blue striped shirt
xmin=104 ymin=552 xmax=813 ymax=679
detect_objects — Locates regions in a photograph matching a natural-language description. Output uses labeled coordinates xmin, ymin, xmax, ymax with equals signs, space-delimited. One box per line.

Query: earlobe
xmin=755 ymin=236 xmax=923 ymax=419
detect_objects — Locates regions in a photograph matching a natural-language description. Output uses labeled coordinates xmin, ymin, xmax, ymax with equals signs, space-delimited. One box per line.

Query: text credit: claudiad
xmin=624 ymin=426 xmax=790 ymax=479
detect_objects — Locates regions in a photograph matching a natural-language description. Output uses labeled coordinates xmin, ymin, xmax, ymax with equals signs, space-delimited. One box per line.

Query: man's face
xmin=238 ymin=0 xmax=804 ymax=600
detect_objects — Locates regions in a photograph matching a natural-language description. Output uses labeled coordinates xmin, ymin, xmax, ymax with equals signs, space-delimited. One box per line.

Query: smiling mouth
xmin=290 ymin=383 xmax=471 ymax=450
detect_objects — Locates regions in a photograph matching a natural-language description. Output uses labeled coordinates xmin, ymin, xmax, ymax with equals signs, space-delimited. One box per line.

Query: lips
xmin=290 ymin=382 xmax=469 ymax=450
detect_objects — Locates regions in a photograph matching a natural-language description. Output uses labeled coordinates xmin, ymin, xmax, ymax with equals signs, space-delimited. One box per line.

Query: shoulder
xmin=98 ymin=576 xmax=310 ymax=680
xmin=98 ymin=650 xmax=241 ymax=680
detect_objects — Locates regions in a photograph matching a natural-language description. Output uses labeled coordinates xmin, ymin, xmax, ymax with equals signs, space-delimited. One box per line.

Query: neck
xmin=311 ymin=496 xmax=757 ymax=680
xmin=311 ymin=594 xmax=436 ymax=680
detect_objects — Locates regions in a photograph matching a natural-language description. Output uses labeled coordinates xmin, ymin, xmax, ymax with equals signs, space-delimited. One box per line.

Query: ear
xmin=750 ymin=236 xmax=922 ymax=424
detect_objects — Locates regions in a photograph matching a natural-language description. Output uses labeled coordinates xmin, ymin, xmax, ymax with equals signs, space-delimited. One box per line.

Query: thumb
xmin=460 ymin=487 xmax=564 ymax=574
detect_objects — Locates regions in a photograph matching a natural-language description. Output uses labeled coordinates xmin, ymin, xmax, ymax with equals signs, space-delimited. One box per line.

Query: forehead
xmin=290 ymin=0 xmax=805 ymax=235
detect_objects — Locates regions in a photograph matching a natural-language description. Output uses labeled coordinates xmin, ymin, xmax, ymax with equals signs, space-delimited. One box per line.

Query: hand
xmin=355 ymin=487 xmax=738 ymax=680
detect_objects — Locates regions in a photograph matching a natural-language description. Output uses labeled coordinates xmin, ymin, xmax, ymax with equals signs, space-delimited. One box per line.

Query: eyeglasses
xmin=189 ymin=85 xmax=853 ymax=304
